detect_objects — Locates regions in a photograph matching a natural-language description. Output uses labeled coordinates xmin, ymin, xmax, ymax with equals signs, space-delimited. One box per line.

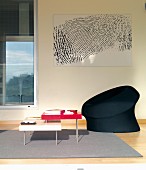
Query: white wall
xmin=0 ymin=0 xmax=146 ymax=120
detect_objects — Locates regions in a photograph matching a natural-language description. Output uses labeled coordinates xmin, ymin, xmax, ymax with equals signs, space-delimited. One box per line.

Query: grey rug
xmin=0 ymin=130 xmax=142 ymax=158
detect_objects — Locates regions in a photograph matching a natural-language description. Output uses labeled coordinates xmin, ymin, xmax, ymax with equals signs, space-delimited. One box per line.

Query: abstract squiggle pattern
xmin=53 ymin=14 xmax=132 ymax=65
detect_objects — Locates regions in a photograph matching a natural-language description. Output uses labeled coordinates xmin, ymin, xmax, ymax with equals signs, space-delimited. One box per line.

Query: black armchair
xmin=81 ymin=85 xmax=140 ymax=133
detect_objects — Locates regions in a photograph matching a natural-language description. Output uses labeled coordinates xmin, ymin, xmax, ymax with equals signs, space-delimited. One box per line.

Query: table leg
xmin=24 ymin=131 xmax=26 ymax=145
xmin=76 ymin=119 xmax=78 ymax=143
xmin=56 ymin=131 xmax=57 ymax=145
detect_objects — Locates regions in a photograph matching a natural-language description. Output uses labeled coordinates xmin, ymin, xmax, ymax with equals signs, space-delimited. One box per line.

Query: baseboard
xmin=0 ymin=120 xmax=21 ymax=125
xmin=0 ymin=119 xmax=145 ymax=125
xmin=137 ymin=119 xmax=146 ymax=124
xmin=0 ymin=119 xmax=86 ymax=125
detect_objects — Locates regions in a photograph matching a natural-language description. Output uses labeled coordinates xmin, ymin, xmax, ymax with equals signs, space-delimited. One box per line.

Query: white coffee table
xmin=19 ymin=118 xmax=61 ymax=145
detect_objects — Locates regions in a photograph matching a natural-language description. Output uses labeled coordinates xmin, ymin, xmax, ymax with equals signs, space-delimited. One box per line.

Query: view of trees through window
xmin=6 ymin=41 xmax=34 ymax=104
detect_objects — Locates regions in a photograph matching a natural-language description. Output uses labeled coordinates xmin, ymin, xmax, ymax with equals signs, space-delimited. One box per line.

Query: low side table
xmin=41 ymin=112 xmax=82 ymax=143
xmin=19 ymin=118 xmax=61 ymax=145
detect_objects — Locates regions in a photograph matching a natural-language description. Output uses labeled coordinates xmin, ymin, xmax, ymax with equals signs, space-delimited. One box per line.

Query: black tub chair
xmin=81 ymin=85 xmax=140 ymax=133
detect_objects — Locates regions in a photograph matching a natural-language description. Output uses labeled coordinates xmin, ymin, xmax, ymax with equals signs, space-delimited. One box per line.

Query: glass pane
xmin=6 ymin=41 xmax=34 ymax=105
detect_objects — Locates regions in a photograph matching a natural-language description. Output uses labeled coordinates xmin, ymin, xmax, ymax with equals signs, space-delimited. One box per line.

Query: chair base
xmin=86 ymin=111 xmax=140 ymax=133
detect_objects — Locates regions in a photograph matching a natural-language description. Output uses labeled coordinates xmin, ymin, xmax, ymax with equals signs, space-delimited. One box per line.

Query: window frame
xmin=0 ymin=0 xmax=38 ymax=109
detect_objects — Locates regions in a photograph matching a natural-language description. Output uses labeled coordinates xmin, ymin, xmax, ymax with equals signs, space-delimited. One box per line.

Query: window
xmin=0 ymin=0 xmax=37 ymax=108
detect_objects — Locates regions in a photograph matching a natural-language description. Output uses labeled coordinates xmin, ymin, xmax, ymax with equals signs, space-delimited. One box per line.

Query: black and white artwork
xmin=53 ymin=14 xmax=132 ymax=66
